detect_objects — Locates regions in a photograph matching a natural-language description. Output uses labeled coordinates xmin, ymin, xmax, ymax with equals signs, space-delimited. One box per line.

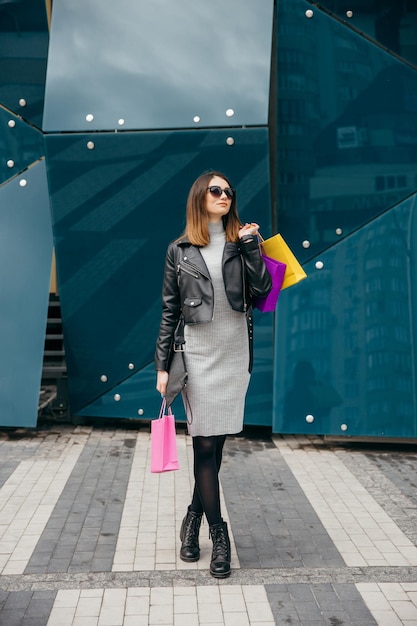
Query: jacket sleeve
xmin=154 ymin=244 xmax=181 ymax=371
xmin=240 ymin=234 xmax=272 ymax=299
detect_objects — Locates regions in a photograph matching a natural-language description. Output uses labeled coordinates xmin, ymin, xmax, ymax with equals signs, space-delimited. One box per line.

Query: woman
xmin=155 ymin=171 xmax=271 ymax=578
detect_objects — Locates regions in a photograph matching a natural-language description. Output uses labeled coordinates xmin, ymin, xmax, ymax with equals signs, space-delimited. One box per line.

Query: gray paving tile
xmin=222 ymin=435 xmax=346 ymax=570
xmin=0 ymin=461 xmax=19 ymax=489
xmin=24 ymin=432 xmax=137 ymax=575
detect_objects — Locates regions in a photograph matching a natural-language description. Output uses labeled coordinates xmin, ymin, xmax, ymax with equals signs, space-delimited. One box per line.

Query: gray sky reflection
xmin=43 ymin=0 xmax=273 ymax=131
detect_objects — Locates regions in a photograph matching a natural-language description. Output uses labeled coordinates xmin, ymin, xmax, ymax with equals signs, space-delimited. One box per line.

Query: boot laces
xmin=211 ymin=526 xmax=228 ymax=557
xmin=183 ymin=513 xmax=201 ymax=545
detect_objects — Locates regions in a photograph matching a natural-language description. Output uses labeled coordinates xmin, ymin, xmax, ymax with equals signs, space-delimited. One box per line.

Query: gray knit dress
xmin=183 ymin=221 xmax=250 ymax=437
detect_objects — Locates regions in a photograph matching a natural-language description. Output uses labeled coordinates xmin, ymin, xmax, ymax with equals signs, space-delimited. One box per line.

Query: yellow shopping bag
xmin=260 ymin=233 xmax=307 ymax=289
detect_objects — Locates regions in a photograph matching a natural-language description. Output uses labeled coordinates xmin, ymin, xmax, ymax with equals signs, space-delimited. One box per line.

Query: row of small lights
xmin=306 ymin=413 xmax=349 ymax=431
xmin=305 ymin=9 xmax=354 ymax=18
xmin=84 ymin=109 xmax=237 ymax=149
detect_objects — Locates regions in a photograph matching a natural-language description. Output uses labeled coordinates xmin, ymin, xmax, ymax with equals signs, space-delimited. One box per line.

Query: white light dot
xmin=87 ymin=141 xmax=95 ymax=150
xmin=86 ymin=113 xmax=94 ymax=122
xmin=305 ymin=9 xmax=314 ymax=18
xmin=100 ymin=374 xmax=108 ymax=382
xmin=335 ymin=228 xmax=343 ymax=236
xmin=226 ymin=108 xmax=234 ymax=117
xmin=226 ymin=137 xmax=234 ymax=146
xmin=315 ymin=260 xmax=324 ymax=270
xmin=114 ymin=394 xmax=121 ymax=401
xmin=341 ymin=423 xmax=348 ymax=431
xmin=193 ymin=116 xmax=200 ymax=123
xmin=302 ymin=240 xmax=310 ymax=248
xmin=346 ymin=10 xmax=353 ymax=18
xmin=19 ymin=98 xmax=27 ymax=107
xmin=19 ymin=179 xmax=27 ymax=187
xmin=8 ymin=120 xmax=16 ymax=128
xmin=118 ymin=118 xmax=125 ymax=126
xmin=7 ymin=160 xmax=15 ymax=168
xmin=306 ymin=414 xmax=315 ymax=423
xmin=128 ymin=363 xmax=134 ymax=370
xmin=138 ymin=408 xmax=144 ymax=416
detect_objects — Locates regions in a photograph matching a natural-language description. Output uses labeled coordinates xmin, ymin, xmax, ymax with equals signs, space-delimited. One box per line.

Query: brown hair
xmin=183 ymin=171 xmax=241 ymax=245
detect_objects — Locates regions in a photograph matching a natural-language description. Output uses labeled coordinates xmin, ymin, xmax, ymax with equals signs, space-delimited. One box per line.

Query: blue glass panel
xmin=275 ymin=0 xmax=417 ymax=264
xmin=273 ymin=194 xmax=417 ymax=438
xmin=310 ymin=1 xmax=417 ymax=70
xmin=0 ymin=0 xmax=49 ymax=127
xmin=46 ymin=128 xmax=273 ymax=424
xmin=43 ymin=0 xmax=273 ymax=132
xmin=0 ymin=108 xmax=44 ymax=185
xmin=0 ymin=160 xmax=53 ymax=427
xmin=76 ymin=363 xmax=173 ymax=421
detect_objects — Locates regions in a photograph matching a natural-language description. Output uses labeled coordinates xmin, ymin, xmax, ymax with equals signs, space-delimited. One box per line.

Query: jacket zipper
xmin=241 ymin=256 xmax=247 ymax=312
xmin=177 ymin=262 xmax=200 ymax=279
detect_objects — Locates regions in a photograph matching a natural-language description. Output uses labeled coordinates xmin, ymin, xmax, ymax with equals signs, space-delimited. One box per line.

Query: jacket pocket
xmin=183 ymin=297 xmax=202 ymax=308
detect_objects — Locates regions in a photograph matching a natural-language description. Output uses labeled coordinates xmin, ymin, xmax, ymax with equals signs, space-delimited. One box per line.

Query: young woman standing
xmin=155 ymin=171 xmax=271 ymax=578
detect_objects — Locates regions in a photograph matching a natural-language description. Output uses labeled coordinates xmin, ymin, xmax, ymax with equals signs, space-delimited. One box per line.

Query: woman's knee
xmin=193 ymin=436 xmax=217 ymax=461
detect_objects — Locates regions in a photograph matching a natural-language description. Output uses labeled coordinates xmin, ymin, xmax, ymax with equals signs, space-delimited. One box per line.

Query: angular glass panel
xmin=274 ymin=0 xmax=417 ymax=264
xmin=311 ymin=0 xmax=417 ymax=69
xmin=0 ymin=0 xmax=49 ymax=127
xmin=0 ymin=160 xmax=53 ymax=427
xmin=46 ymin=128 xmax=273 ymax=420
xmin=43 ymin=0 xmax=273 ymax=131
xmin=273 ymin=194 xmax=417 ymax=438
xmin=0 ymin=107 xmax=44 ymax=185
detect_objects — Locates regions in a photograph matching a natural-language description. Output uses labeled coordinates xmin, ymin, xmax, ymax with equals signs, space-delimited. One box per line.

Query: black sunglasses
xmin=206 ymin=185 xmax=235 ymax=199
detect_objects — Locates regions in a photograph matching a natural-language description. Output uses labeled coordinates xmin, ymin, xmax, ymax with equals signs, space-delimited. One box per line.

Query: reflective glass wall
xmin=1 ymin=0 xmax=416 ymax=437
xmin=0 ymin=0 xmax=51 ymax=427
xmin=273 ymin=0 xmax=417 ymax=436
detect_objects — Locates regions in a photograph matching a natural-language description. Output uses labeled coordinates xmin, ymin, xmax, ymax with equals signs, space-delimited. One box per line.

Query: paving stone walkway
xmin=0 ymin=423 xmax=417 ymax=625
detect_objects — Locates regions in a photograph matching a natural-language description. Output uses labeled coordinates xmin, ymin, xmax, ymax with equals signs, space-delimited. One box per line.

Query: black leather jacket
xmin=155 ymin=234 xmax=272 ymax=373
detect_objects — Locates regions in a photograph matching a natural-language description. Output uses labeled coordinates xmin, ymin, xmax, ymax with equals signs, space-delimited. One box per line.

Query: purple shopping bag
xmin=254 ymin=254 xmax=286 ymax=312
xmin=150 ymin=399 xmax=179 ymax=473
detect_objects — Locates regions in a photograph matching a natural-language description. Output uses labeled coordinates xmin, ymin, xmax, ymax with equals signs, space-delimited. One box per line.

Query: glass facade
xmin=43 ymin=0 xmax=274 ymax=131
xmin=310 ymin=0 xmax=417 ymax=69
xmin=0 ymin=0 xmax=49 ymax=128
xmin=274 ymin=193 xmax=417 ymax=437
xmin=0 ymin=161 xmax=53 ymax=427
xmin=275 ymin=0 xmax=417 ymax=263
xmin=0 ymin=0 xmax=416 ymax=436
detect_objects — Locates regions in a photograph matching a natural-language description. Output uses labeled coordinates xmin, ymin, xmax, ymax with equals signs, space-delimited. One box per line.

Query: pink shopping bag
xmin=254 ymin=254 xmax=287 ymax=312
xmin=150 ymin=399 xmax=179 ymax=473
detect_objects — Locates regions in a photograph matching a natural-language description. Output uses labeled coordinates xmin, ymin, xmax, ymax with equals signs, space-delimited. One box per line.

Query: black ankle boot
xmin=179 ymin=508 xmax=203 ymax=562
xmin=209 ymin=520 xmax=231 ymax=578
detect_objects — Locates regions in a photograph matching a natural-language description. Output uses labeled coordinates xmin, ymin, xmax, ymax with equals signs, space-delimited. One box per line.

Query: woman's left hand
xmin=238 ymin=222 xmax=259 ymax=239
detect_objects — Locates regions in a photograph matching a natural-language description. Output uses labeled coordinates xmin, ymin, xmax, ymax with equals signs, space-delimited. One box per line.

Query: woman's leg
xmin=189 ymin=435 xmax=226 ymax=525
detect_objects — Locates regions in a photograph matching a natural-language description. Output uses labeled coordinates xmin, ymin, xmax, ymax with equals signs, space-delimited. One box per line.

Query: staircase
xmin=39 ymin=294 xmax=69 ymax=419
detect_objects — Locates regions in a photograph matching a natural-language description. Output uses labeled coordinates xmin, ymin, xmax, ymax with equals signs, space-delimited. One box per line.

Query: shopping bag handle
xmin=158 ymin=398 xmax=173 ymax=419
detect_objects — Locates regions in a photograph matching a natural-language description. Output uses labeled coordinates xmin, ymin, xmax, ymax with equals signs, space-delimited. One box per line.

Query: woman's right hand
xmin=156 ymin=370 xmax=169 ymax=397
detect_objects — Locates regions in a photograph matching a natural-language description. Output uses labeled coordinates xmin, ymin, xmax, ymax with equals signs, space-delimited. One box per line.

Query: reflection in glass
xmin=274 ymin=194 xmax=417 ymax=438
xmin=43 ymin=0 xmax=273 ymax=131
xmin=311 ymin=0 xmax=417 ymax=68
xmin=275 ymin=0 xmax=417 ymax=263
xmin=0 ymin=0 xmax=49 ymax=127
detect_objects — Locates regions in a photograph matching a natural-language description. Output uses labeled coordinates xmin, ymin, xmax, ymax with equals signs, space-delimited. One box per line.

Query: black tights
xmin=190 ymin=435 xmax=226 ymax=526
